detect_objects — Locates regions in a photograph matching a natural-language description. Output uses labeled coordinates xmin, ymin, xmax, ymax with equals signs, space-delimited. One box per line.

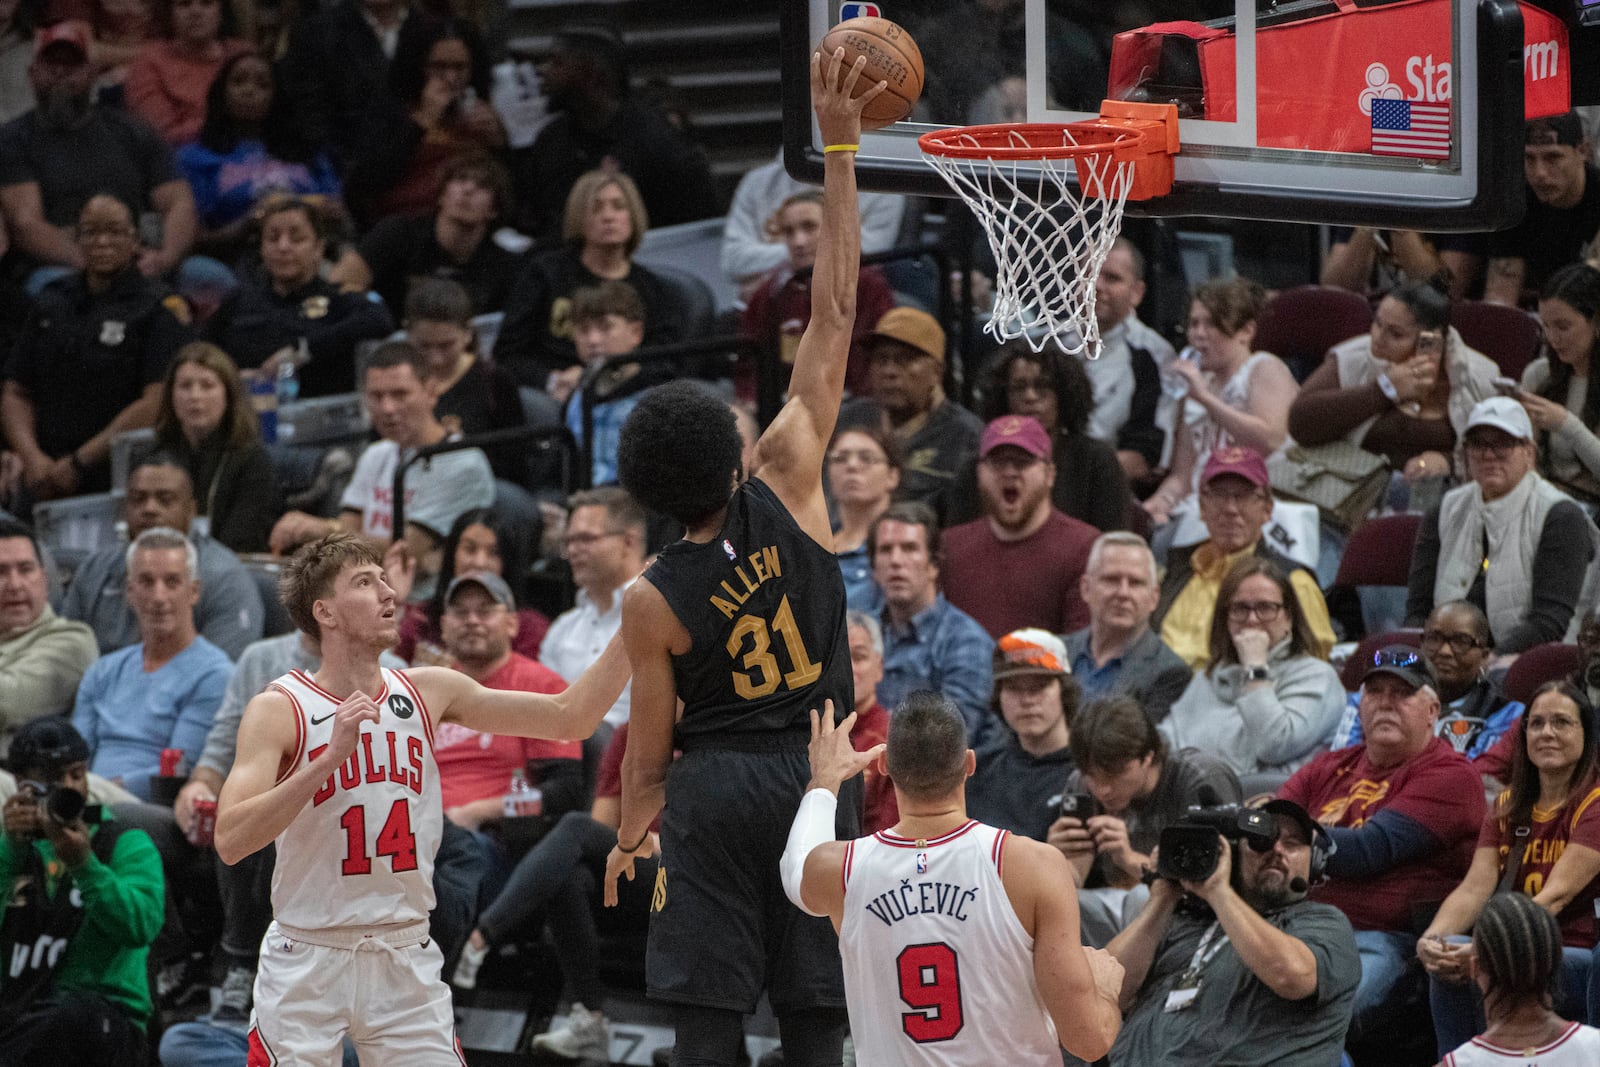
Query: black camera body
xmin=1157 ymin=802 xmax=1276 ymax=883
xmin=18 ymin=781 xmax=97 ymax=827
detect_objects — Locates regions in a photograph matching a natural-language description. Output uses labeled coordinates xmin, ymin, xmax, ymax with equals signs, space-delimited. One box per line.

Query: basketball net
xmin=919 ymin=102 xmax=1180 ymax=360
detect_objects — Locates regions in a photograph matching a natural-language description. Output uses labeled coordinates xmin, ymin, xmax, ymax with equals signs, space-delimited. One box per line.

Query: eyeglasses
xmin=1200 ymin=484 xmax=1266 ymax=506
xmin=562 ymin=530 xmax=626 ymax=552
xmin=1420 ymin=630 xmax=1484 ymax=654
xmin=1227 ymin=600 xmax=1284 ymax=623
xmin=827 ymin=449 xmax=888 ymax=467
xmin=1464 ymin=437 xmax=1521 ymax=458
xmin=1526 ymin=714 xmax=1583 ymax=733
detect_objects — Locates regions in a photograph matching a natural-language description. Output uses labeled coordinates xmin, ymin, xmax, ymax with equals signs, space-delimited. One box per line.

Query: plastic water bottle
xmin=1161 ymin=346 xmax=1202 ymax=400
xmin=277 ymin=339 xmax=304 ymax=405
xmin=502 ymin=769 xmax=543 ymax=818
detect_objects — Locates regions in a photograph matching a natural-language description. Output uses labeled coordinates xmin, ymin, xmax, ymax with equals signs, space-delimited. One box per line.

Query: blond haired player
xmin=216 ymin=533 xmax=628 ymax=1064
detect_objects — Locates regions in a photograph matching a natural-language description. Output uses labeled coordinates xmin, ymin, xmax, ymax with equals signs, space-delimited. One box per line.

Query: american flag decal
xmin=1370 ymin=99 xmax=1450 ymax=159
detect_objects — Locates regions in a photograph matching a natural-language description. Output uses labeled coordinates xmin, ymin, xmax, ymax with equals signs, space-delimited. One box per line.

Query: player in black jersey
xmin=602 ymin=49 xmax=885 ymax=1067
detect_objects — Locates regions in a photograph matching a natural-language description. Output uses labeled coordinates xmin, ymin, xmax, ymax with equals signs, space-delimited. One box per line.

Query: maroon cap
xmin=979 ymin=415 xmax=1052 ymax=460
xmin=1201 ymin=445 xmax=1269 ymax=488
xmin=34 ymin=21 xmax=91 ymax=60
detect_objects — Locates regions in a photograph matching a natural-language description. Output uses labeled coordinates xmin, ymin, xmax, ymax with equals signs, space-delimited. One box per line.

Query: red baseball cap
xmin=979 ymin=415 xmax=1052 ymax=460
xmin=34 ymin=21 xmax=91 ymax=60
xmin=1201 ymin=445 xmax=1269 ymax=488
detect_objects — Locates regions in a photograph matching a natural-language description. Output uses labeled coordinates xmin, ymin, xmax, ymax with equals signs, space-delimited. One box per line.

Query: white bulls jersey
xmin=266 ymin=668 xmax=442 ymax=931
xmin=840 ymin=820 xmax=1059 ymax=1066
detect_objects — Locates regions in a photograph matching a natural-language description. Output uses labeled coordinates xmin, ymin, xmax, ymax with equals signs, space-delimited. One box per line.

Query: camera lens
xmin=45 ymin=786 xmax=85 ymax=825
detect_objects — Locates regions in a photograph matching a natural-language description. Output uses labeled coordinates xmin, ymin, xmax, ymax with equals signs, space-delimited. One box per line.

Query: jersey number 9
xmin=898 ymin=942 xmax=964 ymax=1043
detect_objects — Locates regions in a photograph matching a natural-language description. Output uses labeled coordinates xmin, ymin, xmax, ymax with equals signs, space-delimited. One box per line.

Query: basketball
xmin=818 ymin=17 xmax=923 ymax=130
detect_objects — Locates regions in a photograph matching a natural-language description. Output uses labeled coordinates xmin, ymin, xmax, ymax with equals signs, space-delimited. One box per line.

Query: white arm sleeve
xmin=780 ymin=787 xmax=839 ymax=917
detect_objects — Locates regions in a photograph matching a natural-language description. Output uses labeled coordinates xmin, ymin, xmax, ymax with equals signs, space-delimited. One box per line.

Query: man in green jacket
xmin=0 ymin=718 xmax=163 ymax=1065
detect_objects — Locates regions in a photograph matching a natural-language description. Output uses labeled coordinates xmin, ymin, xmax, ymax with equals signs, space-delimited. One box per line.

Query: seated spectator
xmin=344 ymin=17 xmax=505 ymax=229
xmin=0 ymin=718 xmax=163 ymax=1066
xmin=1105 ymin=797 xmax=1360 ymax=1066
xmin=177 ymin=52 xmax=341 ymax=265
xmin=1162 ymin=557 xmax=1344 ymax=777
xmin=1060 ymin=694 xmax=1243 ymax=946
xmin=827 ymin=423 xmax=898 ymax=613
xmin=333 ymin=151 xmax=517 ymax=316
xmin=1085 ymin=237 xmax=1170 ymax=484
xmin=153 ymin=341 xmax=283 ymax=553
xmin=940 ymin=414 xmax=1096 ymax=638
xmin=124 ymin=0 xmax=249 ymax=146
xmin=737 ymin=189 xmax=894 ymax=400
xmin=951 ymin=341 xmax=1131 ymax=531
xmin=1419 ymin=681 xmax=1600 ymax=1057
xmin=1289 ymin=279 xmax=1497 ymax=491
xmin=61 ymin=454 xmax=265 ymax=659
xmin=966 ymin=628 xmax=1078 ymax=843
xmin=843 ymin=307 xmax=983 ymax=519
xmin=1066 ymin=531 xmax=1191 ymax=723
xmin=1519 ymin=263 xmax=1600 ymax=501
xmin=1406 ymin=397 xmax=1600 ymax=653
xmin=493 ymin=169 xmax=681 ymax=391
xmin=0 ymin=0 xmax=37 ymax=124
xmin=1144 ymin=276 xmax=1296 ymax=530
xmin=1436 ymin=893 xmax=1600 ymax=1065
xmin=0 ymin=22 xmax=198 ymax=282
xmin=565 ymin=279 xmax=673 ymax=486
xmin=269 ymin=341 xmax=494 ymax=589
xmin=1278 ymin=647 xmax=1486 ymax=1047
xmin=3 ymin=193 xmax=190 ymax=499
xmin=720 ymin=147 xmax=905 ymax=303
xmin=398 ymin=507 xmax=548 ymax=665
xmin=1485 ymin=113 xmax=1600 ymax=308
xmin=870 ymin=502 xmax=994 ymax=744
xmin=1320 ymin=226 xmax=1480 ymax=302
xmin=539 ymin=487 xmax=646 ymax=728
xmin=71 ymin=527 xmax=231 ymax=800
xmin=1155 ymin=447 xmax=1335 ymax=672
xmin=844 ymin=610 xmax=895 ymax=834
xmin=404 ymin=279 xmax=525 ymax=483
xmin=1333 ymin=602 xmax=1524 ymax=785
xmin=506 ymin=24 xmax=715 ymax=243
xmin=203 ymin=194 xmax=393 ymax=398
xmin=0 ymin=517 xmax=98 ymax=739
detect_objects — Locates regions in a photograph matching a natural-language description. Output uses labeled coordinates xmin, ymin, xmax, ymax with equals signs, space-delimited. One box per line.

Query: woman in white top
xmin=1519 ymin=264 xmax=1600 ymax=503
xmin=1441 ymin=892 xmax=1600 ymax=1066
xmin=1144 ymin=276 xmax=1298 ymax=527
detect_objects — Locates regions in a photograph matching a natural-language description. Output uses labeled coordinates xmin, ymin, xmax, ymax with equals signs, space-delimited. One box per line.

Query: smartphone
xmin=1416 ymin=329 xmax=1443 ymax=362
xmin=1492 ymin=376 xmax=1521 ymax=397
xmin=1059 ymin=793 xmax=1100 ymax=821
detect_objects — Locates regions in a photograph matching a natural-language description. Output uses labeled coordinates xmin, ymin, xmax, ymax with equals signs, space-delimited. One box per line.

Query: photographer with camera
xmin=1105 ymin=797 xmax=1360 ymax=1065
xmin=0 ymin=718 xmax=164 ymax=1066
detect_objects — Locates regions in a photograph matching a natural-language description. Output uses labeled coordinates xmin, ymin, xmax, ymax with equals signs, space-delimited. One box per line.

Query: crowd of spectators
xmin=0 ymin=1 xmax=1598 ymax=1058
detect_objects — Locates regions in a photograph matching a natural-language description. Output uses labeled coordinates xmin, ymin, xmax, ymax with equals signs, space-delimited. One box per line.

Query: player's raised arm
xmin=215 ymin=688 xmax=381 ymax=865
xmin=752 ymin=48 xmax=885 ymax=538
xmin=780 ymin=702 xmax=884 ymax=924
xmin=420 ymin=632 xmax=631 ymax=740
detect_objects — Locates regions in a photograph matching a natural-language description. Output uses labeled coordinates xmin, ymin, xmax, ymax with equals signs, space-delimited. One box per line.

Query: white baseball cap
xmin=1465 ymin=396 xmax=1533 ymax=441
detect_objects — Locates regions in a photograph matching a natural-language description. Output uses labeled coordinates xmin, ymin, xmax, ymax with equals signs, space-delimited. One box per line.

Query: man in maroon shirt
xmin=1277 ymin=646 xmax=1484 ymax=1049
xmin=940 ymin=415 xmax=1097 ymax=638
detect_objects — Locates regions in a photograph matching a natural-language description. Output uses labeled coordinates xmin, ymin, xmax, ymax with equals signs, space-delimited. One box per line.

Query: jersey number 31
xmin=726 ymin=595 xmax=821 ymax=699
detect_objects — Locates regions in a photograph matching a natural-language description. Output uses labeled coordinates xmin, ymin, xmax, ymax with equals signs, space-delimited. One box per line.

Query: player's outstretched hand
xmin=806 ymin=700 xmax=885 ymax=796
xmin=604 ymin=832 xmax=658 ymax=908
xmin=328 ymin=691 xmax=383 ymax=762
xmin=1083 ymin=945 xmax=1125 ymax=1006
xmin=809 ymin=47 xmax=885 ymax=150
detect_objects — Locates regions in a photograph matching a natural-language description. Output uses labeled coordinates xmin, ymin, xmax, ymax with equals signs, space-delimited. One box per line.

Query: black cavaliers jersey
xmin=646 ymin=477 xmax=853 ymax=746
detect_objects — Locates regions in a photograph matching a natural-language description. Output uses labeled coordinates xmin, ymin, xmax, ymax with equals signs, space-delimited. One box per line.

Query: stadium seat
xmin=1501 ymin=642 xmax=1580 ymax=706
xmin=1252 ymin=285 xmax=1374 ymax=382
xmin=1340 ymin=629 xmax=1423 ymax=692
xmin=1332 ymin=513 xmax=1422 ymax=590
xmin=1451 ymin=300 xmax=1542 ymax=381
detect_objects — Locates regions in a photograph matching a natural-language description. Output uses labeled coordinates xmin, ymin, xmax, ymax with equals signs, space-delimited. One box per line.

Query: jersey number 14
xmin=726 ymin=595 xmax=821 ymax=699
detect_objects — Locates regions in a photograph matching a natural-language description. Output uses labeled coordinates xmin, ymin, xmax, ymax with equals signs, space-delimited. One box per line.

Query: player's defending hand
xmin=328 ymin=691 xmax=383 ymax=763
xmin=805 ymin=699 xmax=885 ymax=797
xmin=810 ymin=46 xmax=885 ymax=151
xmin=604 ymin=830 xmax=658 ymax=908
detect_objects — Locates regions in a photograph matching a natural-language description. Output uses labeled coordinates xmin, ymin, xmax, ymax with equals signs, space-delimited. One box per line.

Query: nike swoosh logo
xmin=309 ymin=712 xmax=336 ymax=726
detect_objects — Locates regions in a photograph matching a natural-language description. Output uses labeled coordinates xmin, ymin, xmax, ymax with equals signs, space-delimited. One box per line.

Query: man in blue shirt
xmin=870 ymin=501 xmax=994 ymax=744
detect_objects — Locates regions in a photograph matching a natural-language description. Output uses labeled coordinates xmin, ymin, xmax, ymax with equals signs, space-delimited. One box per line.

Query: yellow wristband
xmin=823 ymin=143 xmax=859 ymax=154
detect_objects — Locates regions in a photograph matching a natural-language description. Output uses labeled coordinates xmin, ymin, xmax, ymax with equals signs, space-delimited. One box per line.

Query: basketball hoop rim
xmin=917 ymin=121 xmax=1145 ymax=162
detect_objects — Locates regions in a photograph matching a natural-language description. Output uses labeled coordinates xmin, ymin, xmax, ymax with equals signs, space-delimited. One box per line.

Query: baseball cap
xmin=445 ymin=570 xmax=515 ymax=610
xmin=1360 ymin=644 xmax=1438 ymax=692
xmin=34 ymin=21 xmax=91 ymax=60
xmin=1526 ymin=112 xmax=1585 ymax=148
xmin=993 ymin=628 xmax=1071 ymax=682
xmin=979 ymin=415 xmax=1052 ymax=461
xmin=1465 ymin=396 xmax=1533 ymax=441
xmin=1255 ymin=797 xmax=1321 ymax=844
xmin=868 ymin=307 xmax=945 ymax=365
xmin=1200 ymin=445 xmax=1269 ymax=489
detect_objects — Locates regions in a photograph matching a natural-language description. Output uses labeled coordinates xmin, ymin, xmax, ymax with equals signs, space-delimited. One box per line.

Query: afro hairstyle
xmin=618 ymin=380 xmax=744 ymax=527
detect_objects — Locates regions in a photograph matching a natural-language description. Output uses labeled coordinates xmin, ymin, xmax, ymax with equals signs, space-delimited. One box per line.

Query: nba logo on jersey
xmin=839 ymin=2 xmax=880 ymax=18
xmin=722 ymin=539 xmax=737 ymax=561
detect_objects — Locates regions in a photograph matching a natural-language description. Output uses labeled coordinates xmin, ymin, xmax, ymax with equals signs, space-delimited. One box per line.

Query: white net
xmin=921 ymin=127 xmax=1136 ymax=360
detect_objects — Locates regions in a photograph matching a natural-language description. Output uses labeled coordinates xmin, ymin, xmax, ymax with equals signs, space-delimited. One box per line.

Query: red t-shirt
xmin=396 ymin=602 xmax=550 ymax=664
xmin=939 ymin=509 xmax=1096 ymax=639
xmin=853 ymin=702 xmax=898 ymax=835
xmin=433 ymin=652 xmax=578 ymax=810
xmin=1279 ymin=736 xmax=1485 ymax=931
xmin=1477 ymin=782 xmax=1600 ymax=946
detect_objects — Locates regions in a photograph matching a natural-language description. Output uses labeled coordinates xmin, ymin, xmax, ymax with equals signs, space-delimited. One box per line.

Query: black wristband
xmin=618 ymin=828 xmax=650 ymax=854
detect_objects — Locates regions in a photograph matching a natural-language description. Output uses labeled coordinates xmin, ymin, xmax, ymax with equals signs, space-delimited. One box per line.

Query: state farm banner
xmin=1108 ymin=0 xmax=1569 ymax=156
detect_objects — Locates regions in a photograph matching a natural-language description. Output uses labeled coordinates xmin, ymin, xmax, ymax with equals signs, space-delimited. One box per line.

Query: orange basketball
xmin=818 ymin=16 xmax=923 ymax=130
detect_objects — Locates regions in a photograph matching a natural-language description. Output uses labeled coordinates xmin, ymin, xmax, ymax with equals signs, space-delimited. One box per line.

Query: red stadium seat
xmin=1332 ymin=513 xmax=1423 ymax=590
xmin=1501 ymin=642 xmax=1581 ymax=706
xmin=1451 ymin=300 xmax=1542 ymax=381
xmin=1253 ymin=285 xmax=1374 ymax=382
